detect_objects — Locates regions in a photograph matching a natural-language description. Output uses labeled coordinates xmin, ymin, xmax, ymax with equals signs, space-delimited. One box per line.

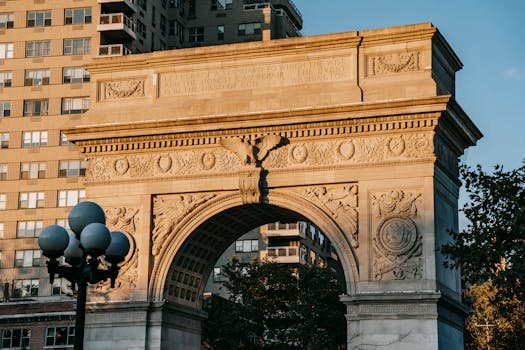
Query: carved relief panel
xmin=297 ymin=184 xmax=359 ymax=248
xmin=152 ymin=193 xmax=216 ymax=258
xmin=90 ymin=207 xmax=140 ymax=299
xmin=370 ymin=190 xmax=423 ymax=281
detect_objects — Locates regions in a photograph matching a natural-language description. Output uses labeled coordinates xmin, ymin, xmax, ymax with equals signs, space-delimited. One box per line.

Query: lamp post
xmin=38 ymin=201 xmax=130 ymax=350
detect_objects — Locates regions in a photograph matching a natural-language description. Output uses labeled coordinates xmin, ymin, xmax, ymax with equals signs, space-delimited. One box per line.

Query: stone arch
xmin=149 ymin=189 xmax=359 ymax=305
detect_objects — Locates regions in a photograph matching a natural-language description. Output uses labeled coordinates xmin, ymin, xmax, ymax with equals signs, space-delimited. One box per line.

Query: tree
xmin=202 ymin=259 xmax=347 ymax=349
xmin=441 ymin=163 xmax=525 ymax=296
xmin=441 ymin=163 xmax=525 ymax=349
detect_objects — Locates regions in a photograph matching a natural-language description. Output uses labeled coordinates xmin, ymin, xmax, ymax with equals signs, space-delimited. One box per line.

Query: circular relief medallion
xmin=201 ymin=152 xmax=216 ymax=170
xmin=114 ymin=158 xmax=130 ymax=175
xmin=157 ymin=155 xmax=173 ymax=173
xmin=376 ymin=217 xmax=417 ymax=256
xmin=388 ymin=136 xmax=406 ymax=156
xmin=291 ymin=145 xmax=308 ymax=163
xmin=338 ymin=141 xmax=355 ymax=160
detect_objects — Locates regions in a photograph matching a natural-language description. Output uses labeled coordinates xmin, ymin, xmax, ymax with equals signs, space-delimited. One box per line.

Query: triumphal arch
xmin=64 ymin=23 xmax=481 ymax=349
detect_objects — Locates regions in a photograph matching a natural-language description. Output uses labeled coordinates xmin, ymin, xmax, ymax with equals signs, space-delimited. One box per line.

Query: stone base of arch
xmin=84 ymin=301 xmax=205 ymax=350
xmin=342 ymin=292 xmax=467 ymax=350
xmin=82 ymin=292 xmax=466 ymax=350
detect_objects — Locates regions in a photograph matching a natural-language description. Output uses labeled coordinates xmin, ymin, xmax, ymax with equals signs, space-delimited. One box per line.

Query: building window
xmin=20 ymin=162 xmax=46 ymax=179
xmin=12 ymin=279 xmax=39 ymax=297
xmin=211 ymin=0 xmax=233 ymax=11
xmin=63 ymin=38 xmax=90 ymax=55
xmin=0 ymin=328 xmax=31 ymax=348
xmin=238 ymin=23 xmax=261 ymax=36
xmin=22 ymin=131 xmax=48 ymax=147
xmin=58 ymin=189 xmax=86 ymax=207
xmin=14 ymin=250 xmax=41 ymax=267
xmin=56 ymin=219 xmax=70 ymax=230
xmin=0 ymin=43 xmax=13 ymax=59
xmin=1 ymin=133 xmax=8 ymax=148
xmin=17 ymin=220 xmax=43 ymax=237
xmin=59 ymin=160 xmax=86 ymax=177
xmin=46 ymin=326 xmax=75 ymax=347
xmin=61 ymin=97 xmax=89 ymax=114
xmin=63 ymin=67 xmax=90 ymax=83
xmin=0 ymin=194 xmax=5 ymax=210
xmin=0 ymin=13 xmax=14 ymax=29
xmin=27 ymin=10 xmax=52 ymax=27
xmin=26 ymin=40 xmax=51 ymax=57
xmin=0 ymin=101 xmax=10 ymax=117
xmin=137 ymin=0 xmax=147 ymax=10
xmin=0 ymin=222 xmax=4 ymax=238
xmin=24 ymin=69 xmax=50 ymax=86
xmin=0 ymin=164 xmax=6 ymax=180
xmin=19 ymin=191 xmax=45 ymax=208
xmin=235 ymin=239 xmax=259 ymax=253
xmin=213 ymin=267 xmax=222 ymax=282
xmin=136 ymin=20 xmax=146 ymax=38
xmin=188 ymin=0 xmax=196 ymax=17
xmin=51 ymin=278 xmax=72 ymax=296
xmin=188 ymin=27 xmax=204 ymax=42
xmin=60 ymin=132 xmax=71 ymax=145
xmin=160 ymin=15 xmax=167 ymax=35
xmin=64 ymin=7 xmax=91 ymax=25
xmin=0 ymin=71 xmax=12 ymax=87
xmin=151 ymin=6 xmax=156 ymax=27
xmin=217 ymin=25 xmax=224 ymax=41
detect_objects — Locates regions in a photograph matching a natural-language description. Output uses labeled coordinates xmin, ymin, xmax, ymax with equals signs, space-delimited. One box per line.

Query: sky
xmin=294 ymin=0 xmax=525 ymax=171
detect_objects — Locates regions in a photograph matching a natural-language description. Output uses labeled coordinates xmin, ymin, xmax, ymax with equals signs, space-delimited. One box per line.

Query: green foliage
xmin=202 ymin=259 xmax=346 ymax=349
xmin=441 ymin=163 xmax=525 ymax=297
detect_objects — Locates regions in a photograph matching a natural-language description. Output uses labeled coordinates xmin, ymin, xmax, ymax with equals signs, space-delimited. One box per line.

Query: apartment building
xmin=0 ymin=0 xmax=302 ymax=348
xmin=204 ymin=221 xmax=341 ymax=298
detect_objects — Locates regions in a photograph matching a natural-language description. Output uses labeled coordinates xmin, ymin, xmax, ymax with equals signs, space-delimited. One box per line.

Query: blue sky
xmin=294 ymin=0 xmax=525 ymax=171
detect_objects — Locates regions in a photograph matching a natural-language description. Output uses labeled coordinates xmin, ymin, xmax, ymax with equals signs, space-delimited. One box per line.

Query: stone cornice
xmin=73 ymin=110 xmax=442 ymax=155
xmin=358 ymin=22 xmax=436 ymax=47
xmin=65 ymin=96 xmax=451 ymax=145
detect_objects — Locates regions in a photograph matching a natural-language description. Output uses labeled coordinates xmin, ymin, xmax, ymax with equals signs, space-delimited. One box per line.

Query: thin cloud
xmin=503 ymin=66 xmax=525 ymax=80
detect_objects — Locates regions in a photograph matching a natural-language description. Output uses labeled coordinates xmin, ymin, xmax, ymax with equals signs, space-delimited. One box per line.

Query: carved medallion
xmin=388 ymin=136 xmax=405 ymax=156
xmin=200 ymin=152 xmax=216 ymax=170
xmin=157 ymin=155 xmax=173 ymax=173
xmin=114 ymin=158 xmax=129 ymax=175
xmin=370 ymin=190 xmax=423 ymax=281
xmin=338 ymin=141 xmax=355 ymax=160
xmin=291 ymin=144 xmax=308 ymax=163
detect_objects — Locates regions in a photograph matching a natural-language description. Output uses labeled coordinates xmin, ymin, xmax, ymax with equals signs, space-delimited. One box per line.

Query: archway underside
xmin=164 ymin=204 xmax=313 ymax=307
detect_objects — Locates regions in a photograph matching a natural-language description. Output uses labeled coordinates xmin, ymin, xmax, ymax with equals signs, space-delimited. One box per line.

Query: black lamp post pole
xmin=74 ymin=278 xmax=87 ymax=350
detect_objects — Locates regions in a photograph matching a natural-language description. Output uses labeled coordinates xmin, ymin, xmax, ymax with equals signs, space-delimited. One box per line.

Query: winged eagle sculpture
xmin=220 ymin=135 xmax=282 ymax=165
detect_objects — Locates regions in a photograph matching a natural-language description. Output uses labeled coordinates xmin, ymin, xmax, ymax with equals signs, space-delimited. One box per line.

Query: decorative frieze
xmin=264 ymin=132 xmax=434 ymax=169
xmin=370 ymin=190 xmax=423 ymax=281
xmin=368 ymin=52 xmax=420 ymax=76
xmin=303 ymin=185 xmax=359 ymax=248
xmin=101 ymin=79 xmax=145 ymax=100
xmin=152 ymin=194 xmax=216 ymax=256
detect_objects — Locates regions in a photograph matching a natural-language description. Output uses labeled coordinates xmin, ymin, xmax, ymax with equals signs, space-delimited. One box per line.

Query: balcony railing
xmin=97 ymin=0 xmax=137 ymax=13
xmin=242 ymin=2 xmax=302 ymax=35
xmin=99 ymin=12 xmax=133 ymax=28
xmin=98 ymin=44 xmax=131 ymax=57
xmin=260 ymin=246 xmax=305 ymax=264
